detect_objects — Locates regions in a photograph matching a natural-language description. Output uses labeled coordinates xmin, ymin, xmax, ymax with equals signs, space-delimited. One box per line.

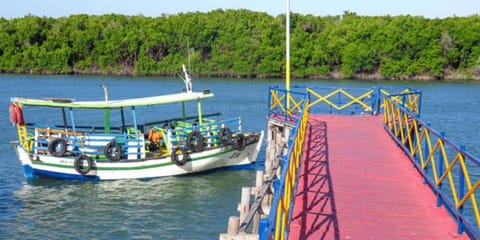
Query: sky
xmin=1 ymin=0 xmax=479 ymax=19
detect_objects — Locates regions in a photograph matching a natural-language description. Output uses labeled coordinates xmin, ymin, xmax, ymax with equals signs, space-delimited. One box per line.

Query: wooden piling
xmin=219 ymin=233 xmax=259 ymax=240
xmin=255 ymin=171 xmax=264 ymax=194
xmin=221 ymin=119 xmax=293 ymax=239
xmin=238 ymin=187 xmax=251 ymax=232
xmin=227 ymin=216 xmax=240 ymax=234
xmin=252 ymin=171 xmax=264 ymax=234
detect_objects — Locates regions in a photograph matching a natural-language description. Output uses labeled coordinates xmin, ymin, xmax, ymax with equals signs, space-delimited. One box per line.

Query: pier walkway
xmin=288 ymin=115 xmax=468 ymax=239
xmin=221 ymin=86 xmax=480 ymax=240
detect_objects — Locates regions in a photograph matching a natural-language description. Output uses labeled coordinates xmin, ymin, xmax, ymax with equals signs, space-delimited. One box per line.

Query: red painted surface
xmin=288 ymin=115 xmax=469 ymax=240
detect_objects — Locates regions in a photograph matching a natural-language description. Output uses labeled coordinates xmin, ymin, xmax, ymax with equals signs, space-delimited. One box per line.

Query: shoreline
xmin=1 ymin=69 xmax=479 ymax=82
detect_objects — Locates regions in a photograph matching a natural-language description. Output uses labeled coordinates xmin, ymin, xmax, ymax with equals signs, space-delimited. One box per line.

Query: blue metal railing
xmin=260 ymin=86 xmax=479 ymax=240
xmin=384 ymin=93 xmax=480 ymax=239
xmin=261 ymin=86 xmax=310 ymax=240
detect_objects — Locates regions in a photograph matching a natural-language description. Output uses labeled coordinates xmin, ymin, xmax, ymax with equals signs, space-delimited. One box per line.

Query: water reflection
xmin=8 ymin=170 xmax=255 ymax=240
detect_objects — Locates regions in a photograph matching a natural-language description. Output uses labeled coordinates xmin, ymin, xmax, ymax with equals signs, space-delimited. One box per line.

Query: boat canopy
xmin=11 ymin=91 xmax=214 ymax=109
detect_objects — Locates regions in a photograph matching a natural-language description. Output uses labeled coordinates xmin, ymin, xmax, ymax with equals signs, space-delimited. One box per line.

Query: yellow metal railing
xmin=269 ymin=88 xmax=305 ymax=118
xmin=384 ymin=96 xmax=480 ymax=235
xmin=304 ymin=87 xmax=415 ymax=115
xmin=308 ymin=88 xmax=374 ymax=112
xmin=273 ymin=97 xmax=309 ymax=240
xmin=270 ymin=86 xmax=417 ymax=117
xmin=382 ymin=89 xmax=421 ymax=115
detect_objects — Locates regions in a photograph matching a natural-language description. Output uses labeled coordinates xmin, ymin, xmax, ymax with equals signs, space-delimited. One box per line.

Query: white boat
xmin=9 ymin=65 xmax=263 ymax=180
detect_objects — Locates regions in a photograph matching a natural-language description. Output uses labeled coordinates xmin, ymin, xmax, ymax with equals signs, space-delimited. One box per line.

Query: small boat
xmin=9 ymin=65 xmax=263 ymax=180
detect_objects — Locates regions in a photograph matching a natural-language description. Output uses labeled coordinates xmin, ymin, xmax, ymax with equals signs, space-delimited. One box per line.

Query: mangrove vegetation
xmin=0 ymin=10 xmax=480 ymax=80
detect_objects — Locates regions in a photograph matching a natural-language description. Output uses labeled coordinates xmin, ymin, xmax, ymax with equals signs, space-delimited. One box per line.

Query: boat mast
xmin=101 ymin=85 xmax=111 ymax=133
xmin=182 ymin=64 xmax=194 ymax=122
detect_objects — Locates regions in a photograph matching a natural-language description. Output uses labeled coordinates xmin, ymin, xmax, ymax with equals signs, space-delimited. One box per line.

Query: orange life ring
xmin=148 ymin=129 xmax=163 ymax=143
xmin=9 ymin=103 xmax=24 ymax=126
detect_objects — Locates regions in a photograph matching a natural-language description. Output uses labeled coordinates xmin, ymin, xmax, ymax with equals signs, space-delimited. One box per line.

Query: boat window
xmin=21 ymin=105 xmax=64 ymax=128
xmin=133 ymin=101 xmax=201 ymax=127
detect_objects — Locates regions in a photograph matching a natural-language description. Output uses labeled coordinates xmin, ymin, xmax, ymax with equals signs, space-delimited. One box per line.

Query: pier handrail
xmin=307 ymin=86 xmax=378 ymax=114
xmin=226 ymin=86 xmax=423 ymax=239
xmin=268 ymin=86 xmax=307 ymax=123
xmin=262 ymin=88 xmax=310 ymax=240
xmin=277 ymin=85 xmax=419 ymax=116
xmin=384 ymin=93 xmax=480 ymax=239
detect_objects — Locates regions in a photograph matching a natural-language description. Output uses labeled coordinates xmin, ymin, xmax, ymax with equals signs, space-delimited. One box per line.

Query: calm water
xmin=0 ymin=75 xmax=479 ymax=239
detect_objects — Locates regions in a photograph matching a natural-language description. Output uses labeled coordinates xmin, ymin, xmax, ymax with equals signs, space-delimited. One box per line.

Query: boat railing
xmin=167 ymin=116 xmax=242 ymax=149
xmin=384 ymin=93 xmax=480 ymax=239
xmin=52 ymin=125 xmax=124 ymax=133
xmin=29 ymin=115 xmax=243 ymax=160
xmin=32 ymin=127 xmax=146 ymax=160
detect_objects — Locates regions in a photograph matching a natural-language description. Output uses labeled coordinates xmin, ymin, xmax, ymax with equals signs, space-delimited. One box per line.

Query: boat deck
xmin=288 ymin=115 xmax=469 ymax=239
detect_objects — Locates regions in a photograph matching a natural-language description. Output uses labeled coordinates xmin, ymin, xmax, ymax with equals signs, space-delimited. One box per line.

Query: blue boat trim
xmin=24 ymin=161 xmax=256 ymax=181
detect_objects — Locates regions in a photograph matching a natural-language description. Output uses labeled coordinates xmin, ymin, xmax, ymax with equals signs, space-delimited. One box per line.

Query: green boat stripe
xmin=32 ymin=148 xmax=237 ymax=171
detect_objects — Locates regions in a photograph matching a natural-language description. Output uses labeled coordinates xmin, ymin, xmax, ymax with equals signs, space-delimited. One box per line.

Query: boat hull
xmin=15 ymin=131 xmax=263 ymax=180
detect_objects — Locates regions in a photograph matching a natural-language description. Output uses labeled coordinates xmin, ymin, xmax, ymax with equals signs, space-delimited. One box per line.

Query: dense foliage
xmin=1 ymin=10 xmax=480 ymax=80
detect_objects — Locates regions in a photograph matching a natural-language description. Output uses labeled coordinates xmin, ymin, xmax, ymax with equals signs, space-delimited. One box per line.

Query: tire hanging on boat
xmin=234 ymin=133 xmax=247 ymax=151
xmin=171 ymin=147 xmax=188 ymax=166
xmin=9 ymin=103 xmax=24 ymax=126
xmin=48 ymin=138 xmax=67 ymax=157
xmin=104 ymin=140 xmax=122 ymax=161
xmin=187 ymin=130 xmax=204 ymax=152
xmin=218 ymin=127 xmax=232 ymax=146
xmin=74 ymin=155 xmax=93 ymax=175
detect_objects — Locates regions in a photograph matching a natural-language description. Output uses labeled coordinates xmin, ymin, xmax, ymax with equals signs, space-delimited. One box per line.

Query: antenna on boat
xmin=182 ymin=64 xmax=193 ymax=93
xmin=100 ymin=84 xmax=108 ymax=103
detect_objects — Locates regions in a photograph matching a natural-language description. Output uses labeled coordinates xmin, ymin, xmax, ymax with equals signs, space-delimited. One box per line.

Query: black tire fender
xmin=187 ymin=130 xmax=204 ymax=152
xmin=74 ymin=155 xmax=93 ymax=175
xmin=234 ymin=133 xmax=247 ymax=151
xmin=104 ymin=140 xmax=122 ymax=161
xmin=218 ymin=127 xmax=232 ymax=146
xmin=171 ymin=147 xmax=188 ymax=166
xmin=48 ymin=138 xmax=67 ymax=157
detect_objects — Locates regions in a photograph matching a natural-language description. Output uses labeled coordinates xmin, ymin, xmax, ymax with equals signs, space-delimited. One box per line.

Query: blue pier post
xmin=457 ymin=145 xmax=466 ymax=234
xmin=259 ymin=218 xmax=269 ymax=240
xmin=372 ymin=86 xmax=381 ymax=115
xmin=337 ymin=90 xmax=341 ymax=115
xmin=436 ymin=132 xmax=446 ymax=207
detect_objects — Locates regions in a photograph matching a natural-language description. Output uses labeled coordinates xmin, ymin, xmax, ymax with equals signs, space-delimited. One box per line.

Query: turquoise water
xmin=1 ymin=75 xmax=479 ymax=239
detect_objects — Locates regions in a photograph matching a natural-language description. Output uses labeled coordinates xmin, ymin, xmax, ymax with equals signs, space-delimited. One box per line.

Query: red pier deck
xmin=288 ymin=115 xmax=469 ymax=240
